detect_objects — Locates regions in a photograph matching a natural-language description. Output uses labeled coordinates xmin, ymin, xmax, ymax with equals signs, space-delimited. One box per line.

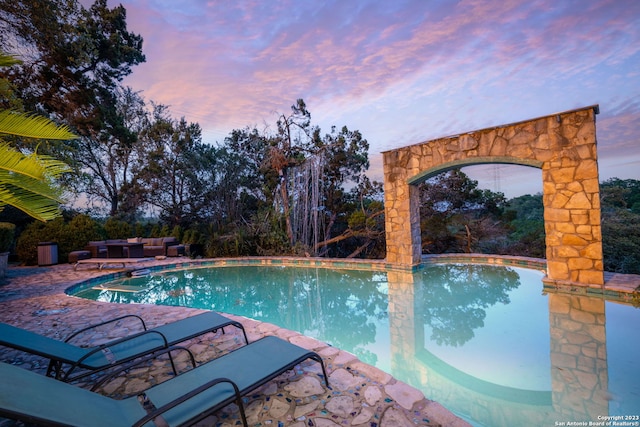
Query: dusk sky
xmin=102 ymin=0 xmax=639 ymax=198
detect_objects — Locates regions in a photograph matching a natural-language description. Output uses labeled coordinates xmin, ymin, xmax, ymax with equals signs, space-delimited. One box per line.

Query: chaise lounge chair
xmin=0 ymin=336 xmax=329 ymax=427
xmin=0 ymin=311 xmax=249 ymax=382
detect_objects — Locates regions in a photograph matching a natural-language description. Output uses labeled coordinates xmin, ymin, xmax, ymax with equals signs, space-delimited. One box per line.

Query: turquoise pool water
xmin=72 ymin=263 xmax=640 ymax=426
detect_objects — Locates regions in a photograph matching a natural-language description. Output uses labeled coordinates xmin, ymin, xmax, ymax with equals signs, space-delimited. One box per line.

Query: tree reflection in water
xmin=415 ymin=264 xmax=521 ymax=347
xmin=81 ymin=264 xmax=520 ymax=361
xmin=85 ymin=266 xmax=389 ymax=365
xmin=76 ymin=264 xmax=640 ymax=427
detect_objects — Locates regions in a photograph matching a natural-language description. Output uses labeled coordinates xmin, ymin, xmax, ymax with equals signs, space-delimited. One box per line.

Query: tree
xmin=0 ymin=0 xmax=145 ymax=121
xmin=266 ymin=99 xmax=315 ymax=245
xmin=419 ymin=169 xmax=507 ymax=254
xmin=601 ymin=178 xmax=640 ymax=212
xmin=223 ymin=100 xmax=376 ymax=256
xmin=0 ymin=52 xmax=74 ymax=221
xmin=314 ymin=176 xmax=385 ymax=258
xmin=136 ymin=104 xmax=203 ymax=227
xmin=77 ymin=86 xmax=147 ymax=217
xmin=0 ymin=0 xmax=145 ymax=214
xmin=502 ymin=193 xmax=545 ymax=258
xmin=185 ymin=143 xmax=262 ymax=228
xmin=600 ymin=178 xmax=640 ymax=274
xmin=311 ymin=125 xmax=370 ymax=254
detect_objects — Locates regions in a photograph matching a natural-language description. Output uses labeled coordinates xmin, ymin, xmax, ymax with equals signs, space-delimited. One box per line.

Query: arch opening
xmin=416 ymin=165 xmax=545 ymax=258
xmin=408 ymin=157 xmax=542 ymax=186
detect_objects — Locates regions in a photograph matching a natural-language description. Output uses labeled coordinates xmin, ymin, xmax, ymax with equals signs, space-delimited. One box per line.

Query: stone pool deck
xmin=0 ymin=258 xmax=469 ymax=427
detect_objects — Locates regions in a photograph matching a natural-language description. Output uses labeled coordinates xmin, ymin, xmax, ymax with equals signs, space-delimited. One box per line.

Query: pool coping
xmin=65 ymin=256 xmax=404 ymax=295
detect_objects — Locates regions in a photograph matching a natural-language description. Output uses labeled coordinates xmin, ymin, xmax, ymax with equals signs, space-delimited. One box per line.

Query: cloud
xmin=114 ymin=0 xmax=640 ymax=190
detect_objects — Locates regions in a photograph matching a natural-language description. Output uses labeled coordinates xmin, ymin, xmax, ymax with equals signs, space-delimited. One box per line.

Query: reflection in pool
xmin=72 ymin=263 xmax=640 ymax=426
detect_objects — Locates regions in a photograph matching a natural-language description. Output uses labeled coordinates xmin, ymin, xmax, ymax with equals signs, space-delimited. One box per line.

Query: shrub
xmin=182 ymin=229 xmax=201 ymax=244
xmin=149 ymin=224 xmax=161 ymax=237
xmin=171 ymin=225 xmax=183 ymax=241
xmin=16 ymin=221 xmax=47 ymax=265
xmin=16 ymin=215 xmax=103 ymax=265
xmin=62 ymin=214 xmax=103 ymax=258
xmin=0 ymin=222 xmax=15 ymax=253
xmin=159 ymin=224 xmax=171 ymax=237
xmin=133 ymin=222 xmax=149 ymax=237
xmin=104 ymin=217 xmax=131 ymax=239
xmin=205 ymin=231 xmax=246 ymax=257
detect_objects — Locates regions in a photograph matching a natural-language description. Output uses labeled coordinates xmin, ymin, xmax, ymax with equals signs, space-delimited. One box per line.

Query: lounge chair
xmin=0 ymin=336 xmax=329 ymax=427
xmin=0 ymin=311 xmax=248 ymax=382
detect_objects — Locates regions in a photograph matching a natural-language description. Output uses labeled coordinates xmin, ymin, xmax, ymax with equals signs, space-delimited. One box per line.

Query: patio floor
xmin=0 ymin=258 xmax=469 ymax=427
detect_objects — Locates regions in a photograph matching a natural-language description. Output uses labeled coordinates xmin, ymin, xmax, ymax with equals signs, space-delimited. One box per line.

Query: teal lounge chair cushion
xmin=0 ymin=322 xmax=167 ymax=368
xmin=151 ymin=311 xmax=248 ymax=345
xmin=0 ymin=311 xmax=248 ymax=382
xmin=0 ymin=361 xmax=147 ymax=427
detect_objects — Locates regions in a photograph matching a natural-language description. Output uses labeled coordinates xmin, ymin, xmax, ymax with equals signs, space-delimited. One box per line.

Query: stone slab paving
xmin=0 ymin=260 xmax=469 ymax=427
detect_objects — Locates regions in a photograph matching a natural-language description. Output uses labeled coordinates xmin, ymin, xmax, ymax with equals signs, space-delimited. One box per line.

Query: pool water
xmin=73 ymin=264 xmax=640 ymax=426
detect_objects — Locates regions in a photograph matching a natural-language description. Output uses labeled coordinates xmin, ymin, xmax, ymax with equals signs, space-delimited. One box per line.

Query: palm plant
xmin=0 ymin=52 xmax=76 ymax=221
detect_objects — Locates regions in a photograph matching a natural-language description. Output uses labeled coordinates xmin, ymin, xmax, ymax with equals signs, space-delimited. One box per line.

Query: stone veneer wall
xmin=382 ymin=105 xmax=604 ymax=285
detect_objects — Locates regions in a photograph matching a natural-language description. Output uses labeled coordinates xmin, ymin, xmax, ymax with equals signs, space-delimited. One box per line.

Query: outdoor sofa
xmin=84 ymin=236 xmax=183 ymax=258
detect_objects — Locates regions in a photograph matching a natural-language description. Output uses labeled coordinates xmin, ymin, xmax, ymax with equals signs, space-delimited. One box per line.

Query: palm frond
xmin=0 ymin=142 xmax=70 ymax=180
xmin=0 ymin=184 xmax=64 ymax=222
xmin=0 ymin=51 xmax=75 ymax=221
xmin=0 ymin=143 xmax=70 ymax=221
xmin=0 ymin=110 xmax=78 ymax=140
xmin=0 ymin=170 xmax=66 ymax=202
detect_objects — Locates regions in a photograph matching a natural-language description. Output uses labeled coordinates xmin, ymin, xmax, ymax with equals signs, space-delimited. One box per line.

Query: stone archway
xmin=382 ymin=105 xmax=603 ymax=286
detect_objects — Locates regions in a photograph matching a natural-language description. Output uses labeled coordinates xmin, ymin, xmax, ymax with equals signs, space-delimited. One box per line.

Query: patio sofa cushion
xmin=141 ymin=236 xmax=179 ymax=257
xmin=84 ymin=237 xmax=181 ymax=258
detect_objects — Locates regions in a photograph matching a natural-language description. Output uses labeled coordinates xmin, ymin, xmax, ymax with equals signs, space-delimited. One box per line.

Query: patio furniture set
xmin=0 ymin=311 xmax=329 ymax=426
xmin=70 ymin=237 xmax=187 ymax=270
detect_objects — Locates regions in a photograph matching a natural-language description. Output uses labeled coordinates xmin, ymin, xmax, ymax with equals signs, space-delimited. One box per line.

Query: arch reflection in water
xmin=73 ymin=263 xmax=640 ymax=427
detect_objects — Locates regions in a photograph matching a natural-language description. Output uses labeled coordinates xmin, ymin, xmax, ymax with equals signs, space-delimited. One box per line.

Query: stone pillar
xmin=383 ymin=152 xmax=422 ymax=266
xmin=542 ymin=109 xmax=604 ymax=285
xmin=387 ymin=270 xmax=417 ymax=360
xmin=387 ymin=270 xmax=427 ymax=389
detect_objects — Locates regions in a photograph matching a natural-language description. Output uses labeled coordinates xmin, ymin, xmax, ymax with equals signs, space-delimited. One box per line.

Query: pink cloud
xmin=110 ymin=0 xmax=638 ymax=186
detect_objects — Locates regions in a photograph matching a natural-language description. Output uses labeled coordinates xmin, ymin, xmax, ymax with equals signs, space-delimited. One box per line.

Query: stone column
xmin=383 ymin=152 xmax=422 ymax=266
xmin=542 ymin=109 xmax=603 ymax=285
xmin=387 ymin=270 xmax=417 ymax=361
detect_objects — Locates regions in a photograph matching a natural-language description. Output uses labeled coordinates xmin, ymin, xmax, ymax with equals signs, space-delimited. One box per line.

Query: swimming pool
xmin=71 ymin=262 xmax=640 ymax=426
